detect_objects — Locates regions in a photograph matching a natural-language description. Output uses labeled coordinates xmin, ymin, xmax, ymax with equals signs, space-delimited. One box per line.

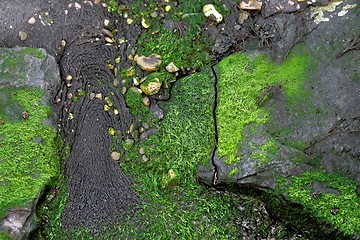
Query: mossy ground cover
xmin=277 ymin=170 xmax=360 ymax=236
xmin=115 ymin=69 xmax=244 ymax=238
xmin=216 ymin=48 xmax=312 ymax=164
xmin=108 ymin=0 xmax=226 ymax=70
xmin=39 ymin=69 xmax=248 ymax=239
xmin=0 ymin=88 xmax=60 ymax=225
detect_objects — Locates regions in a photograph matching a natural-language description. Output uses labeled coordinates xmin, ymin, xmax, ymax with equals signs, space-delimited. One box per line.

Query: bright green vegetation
xmin=124 ymin=89 xmax=151 ymax=119
xmin=18 ymin=48 xmax=46 ymax=59
xmin=0 ymin=88 xmax=60 ymax=217
xmin=117 ymin=69 xmax=243 ymax=238
xmin=216 ymin=50 xmax=311 ymax=164
xmin=0 ymin=232 xmax=11 ymax=240
xmin=277 ymin=170 xmax=360 ymax=236
xmin=0 ymin=88 xmax=60 ymax=221
xmin=108 ymin=0 xmax=226 ymax=70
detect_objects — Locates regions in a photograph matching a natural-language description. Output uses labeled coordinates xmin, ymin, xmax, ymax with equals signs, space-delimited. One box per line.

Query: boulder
xmin=0 ymin=47 xmax=61 ymax=240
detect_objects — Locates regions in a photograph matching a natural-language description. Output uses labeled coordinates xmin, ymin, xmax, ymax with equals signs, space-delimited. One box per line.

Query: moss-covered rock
xmin=0 ymin=48 xmax=61 ymax=239
xmin=197 ymin=2 xmax=360 ymax=237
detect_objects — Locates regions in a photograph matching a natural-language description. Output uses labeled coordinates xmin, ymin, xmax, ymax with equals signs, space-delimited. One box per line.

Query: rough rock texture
xmin=0 ymin=0 xmax=141 ymax=232
xmin=198 ymin=0 xmax=359 ymax=238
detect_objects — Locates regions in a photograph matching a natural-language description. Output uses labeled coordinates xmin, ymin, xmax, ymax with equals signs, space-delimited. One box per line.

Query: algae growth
xmin=216 ymin=49 xmax=312 ymax=164
xmin=0 ymin=88 xmax=60 ymax=220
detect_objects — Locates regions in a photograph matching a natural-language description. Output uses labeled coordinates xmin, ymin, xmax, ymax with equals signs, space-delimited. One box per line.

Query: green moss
xmin=0 ymin=88 xmax=60 ymax=219
xmin=109 ymin=0 xmax=225 ymax=70
xmin=18 ymin=48 xmax=46 ymax=59
xmin=112 ymin=69 xmax=244 ymax=238
xmin=124 ymin=89 xmax=151 ymax=120
xmin=277 ymin=171 xmax=360 ymax=236
xmin=0 ymin=232 xmax=11 ymax=240
xmin=229 ymin=167 xmax=238 ymax=176
xmin=216 ymin=49 xmax=311 ymax=164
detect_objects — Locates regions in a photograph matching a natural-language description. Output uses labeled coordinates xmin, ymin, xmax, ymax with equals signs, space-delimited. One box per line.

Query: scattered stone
xmin=124 ymin=138 xmax=134 ymax=150
xmin=95 ymin=93 xmax=102 ymax=100
xmin=127 ymin=18 xmax=134 ymax=25
xmin=67 ymin=92 xmax=73 ymax=100
xmin=111 ymin=151 xmax=121 ymax=161
xmin=89 ymin=92 xmax=95 ymax=100
xmin=240 ymin=0 xmax=263 ymax=10
xmin=28 ymin=17 xmax=36 ymax=25
xmin=125 ymin=66 xmax=136 ymax=77
xmin=105 ymin=96 xmax=113 ymax=107
xmin=115 ymin=56 xmax=121 ymax=64
xmin=104 ymin=104 xmax=110 ymax=111
xmin=132 ymin=130 xmax=139 ymax=141
xmin=238 ymin=10 xmax=250 ymax=24
xmin=134 ymin=54 xmax=162 ymax=72
xmin=113 ymin=78 xmax=119 ymax=86
xmin=108 ymin=127 xmax=115 ymax=136
xmin=102 ymin=28 xmax=114 ymax=38
xmin=18 ymin=31 xmax=28 ymax=41
xmin=165 ymin=62 xmax=179 ymax=73
xmin=203 ymin=4 xmax=223 ymax=23
xmin=21 ymin=111 xmax=28 ymax=120
xmin=142 ymin=155 xmax=149 ymax=162
xmin=140 ymin=77 xmax=162 ymax=96
xmin=105 ymin=37 xmax=114 ymax=43
xmin=121 ymin=86 xmax=127 ymax=95
xmin=142 ymin=122 xmax=150 ymax=129
xmin=140 ymin=128 xmax=158 ymax=141
xmin=139 ymin=148 xmax=145 ymax=155
xmin=129 ymin=123 xmax=135 ymax=132
xmin=150 ymin=12 xmax=158 ymax=18
xmin=165 ymin=5 xmax=171 ymax=12
xmin=114 ymin=109 xmax=119 ymax=115
xmin=68 ymin=112 xmax=74 ymax=120
xmin=142 ymin=96 xmax=150 ymax=107
xmin=104 ymin=19 xmax=110 ymax=27
xmin=65 ymin=75 xmax=72 ymax=81
xmin=139 ymin=127 xmax=145 ymax=134
xmin=61 ymin=40 xmax=66 ymax=47
xmin=133 ymin=77 xmax=140 ymax=86
xmin=141 ymin=18 xmax=150 ymax=28
xmin=129 ymin=86 xmax=142 ymax=95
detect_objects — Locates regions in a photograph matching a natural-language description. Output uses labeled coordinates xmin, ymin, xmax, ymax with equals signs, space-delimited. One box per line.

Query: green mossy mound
xmin=0 ymin=88 xmax=60 ymax=219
